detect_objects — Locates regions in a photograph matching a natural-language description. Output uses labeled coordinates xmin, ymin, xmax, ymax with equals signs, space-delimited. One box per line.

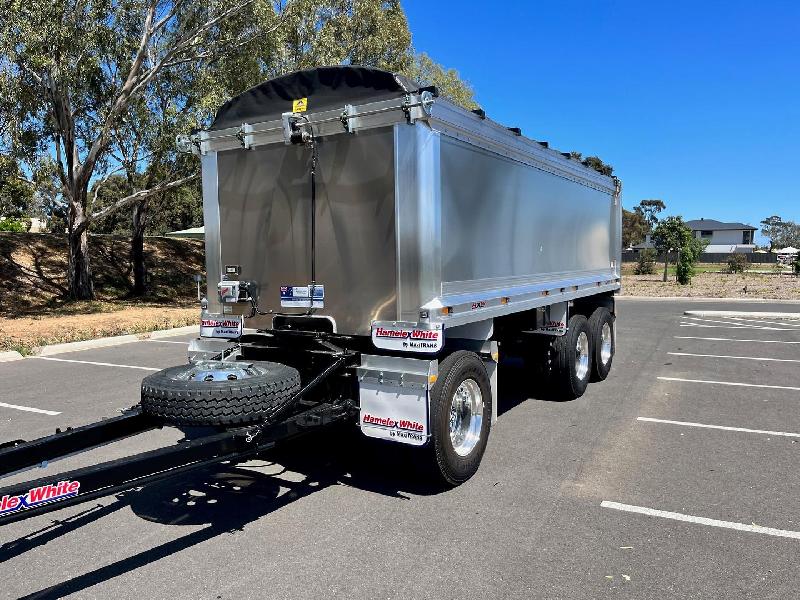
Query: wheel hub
xmin=448 ymin=378 xmax=484 ymax=457
xmin=171 ymin=361 xmax=262 ymax=383
xmin=575 ymin=331 xmax=590 ymax=381
xmin=600 ymin=322 xmax=613 ymax=365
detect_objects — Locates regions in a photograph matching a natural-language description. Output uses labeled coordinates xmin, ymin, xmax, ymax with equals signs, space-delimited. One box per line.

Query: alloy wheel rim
xmin=600 ymin=322 xmax=613 ymax=365
xmin=172 ymin=361 xmax=261 ymax=383
xmin=449 ymin=378 xmax=484 ymax=457
xmin=575 ymin=331 xmax=590 ymax=380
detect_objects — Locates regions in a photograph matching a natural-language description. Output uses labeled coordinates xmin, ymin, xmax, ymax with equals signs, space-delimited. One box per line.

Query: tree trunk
xmin=131 ymin=199 xmax=148 ymax=296
xmin=67 ymin=198 xmax=94 ymax=300
xmin=662 ymin=253 xmax=669 ymax=282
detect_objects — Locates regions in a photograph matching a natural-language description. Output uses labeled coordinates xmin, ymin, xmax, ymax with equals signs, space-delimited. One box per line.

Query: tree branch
xmin=151 ymin=0 xmax=188 ymax=33
xmin=77 ymin=1 xmax=158 ymax=191
xmin=130 ymin=0 xmax=257 ymax=98
xmin=90 ymin=173 xmax=198 ymax=221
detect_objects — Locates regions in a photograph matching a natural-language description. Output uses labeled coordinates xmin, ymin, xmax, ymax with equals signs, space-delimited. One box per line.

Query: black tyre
xmin=141 ymin=361 xmax=300 ymax=427
xmin=427 ymin=351 xmax=492 ymax=486
xmin=550 ymin=314 xmax=592 ymax=400
xmin=588 ymin=307 xmax=615 ymax=381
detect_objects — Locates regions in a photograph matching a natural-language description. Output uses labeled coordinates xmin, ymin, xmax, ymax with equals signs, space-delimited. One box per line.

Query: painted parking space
xmin=600 ymin=309 xmax=800 ymax=550
xmin=0 ymin=333 xmax=193 ymax=439
xmin=2 ymin=301 xmax=800 ymax=599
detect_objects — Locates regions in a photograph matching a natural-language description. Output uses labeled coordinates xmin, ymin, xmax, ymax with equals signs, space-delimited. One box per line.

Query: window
xmin=742 ymin=230 xmax=753 ymax=244
xmin=700 ymin=230 xmax=713 ymax=239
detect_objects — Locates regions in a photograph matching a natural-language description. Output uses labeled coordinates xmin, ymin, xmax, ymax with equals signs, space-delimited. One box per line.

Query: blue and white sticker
xmin=280 ymin=285 xmax=324 ymax=308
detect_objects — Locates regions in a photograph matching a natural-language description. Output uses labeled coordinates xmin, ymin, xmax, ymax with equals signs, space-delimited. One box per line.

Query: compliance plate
xmin=280 ymin=285 xmax=324 ymax=308
xmin=371 ymin=321 xmax=444 ymax=353
xmin=200 ymin=314 xmax=243 ymax=339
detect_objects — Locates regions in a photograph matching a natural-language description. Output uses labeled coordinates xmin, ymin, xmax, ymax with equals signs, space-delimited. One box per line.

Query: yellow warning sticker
xmin=292 ymin=98 xmax=308 ymax=113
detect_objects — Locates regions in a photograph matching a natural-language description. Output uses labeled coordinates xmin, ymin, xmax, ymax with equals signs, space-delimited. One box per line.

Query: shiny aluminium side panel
xmin=200 ymin=108 xmax=620 ymax=336
xmin=394 ymin=123 xmax=441 ymax=322
xmin=438 ymin=135 xmax=617 ymax=298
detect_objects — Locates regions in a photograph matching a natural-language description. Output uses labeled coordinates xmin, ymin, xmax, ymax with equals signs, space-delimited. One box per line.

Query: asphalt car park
xmin=1 ymin=298 xmax=799 ymax=599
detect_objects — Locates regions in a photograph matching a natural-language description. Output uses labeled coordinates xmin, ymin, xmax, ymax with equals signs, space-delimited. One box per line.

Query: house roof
xmin=686 ymin=219 xmax=756 ymax=231
xmin=165 ymin=226 xmax=204 ymax=239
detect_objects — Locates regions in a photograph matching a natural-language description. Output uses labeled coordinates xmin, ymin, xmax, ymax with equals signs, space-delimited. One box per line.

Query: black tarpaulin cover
xmin=210 ymin=66 xmax=420 ymax=130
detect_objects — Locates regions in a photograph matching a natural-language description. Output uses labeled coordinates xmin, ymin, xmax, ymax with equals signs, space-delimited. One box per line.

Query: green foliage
xmin=652 ymin=216 xmax=691 ymax=255
xmin=726 ymin=253 xmax=748 ymax=274
xmin=197 ymin=0 xmax=414 ymax=123
xmin=676 ymin=236 xmax=706 ymax=285
xmin=0 ymin=0 xmax=274 ymax=297
xmin=634 ymin=199 xmax=666 ymax=230
xmin=0 ymin=218 xmax=28 ymax=232
xmin=793 ymin=255 xmax=800 ymax=276
xmin=760 ymin=215 xmax=800 ymax=250
xmin=634 ymin=248 xmax=656 ymax=274
xmin=568 ymin=152 xmax=614 ymax=176
xmin=0 ymin=155 xmax=34 ymax=218
xmin=622 ymin=208 xmax=648 ymax=248
xmin=581 ymin=156 xmax=613 ymax=176
xmin=653 ymin=215 xmax=702 ymax=284
xmin=403 ymin=52 xmax=477 ymax=109
xmin=0 ymin=0 xmax=474 ymax=298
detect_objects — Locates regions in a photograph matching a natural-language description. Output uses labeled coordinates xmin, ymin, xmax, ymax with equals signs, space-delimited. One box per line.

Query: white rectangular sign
xmin=200 ymin=314 xmax=243 ymax=339
xmin=280 ymin=285 xmax=324 ymax=308
xmin=371 ymin=321 xmax=443 ymax=353
xmin=359 ymin=382 xmax=428 ymax=446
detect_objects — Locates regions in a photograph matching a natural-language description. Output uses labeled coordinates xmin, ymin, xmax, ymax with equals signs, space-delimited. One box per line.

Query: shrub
xmin=676 ymin=237 xmax=705 ymax=285
xmin=793 ymin=255 xmax=800 ymax=276
xmin=727 ymin=253 xmax=748 ymax=274
xmin=634 ymin=249 xmax=656 ymax=274
xmin=0 ymin=218 xmax=27 ymax=232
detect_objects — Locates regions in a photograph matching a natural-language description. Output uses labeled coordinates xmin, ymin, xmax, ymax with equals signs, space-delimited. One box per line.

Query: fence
xmin=621 ymin=251 xmax=778 ymax=264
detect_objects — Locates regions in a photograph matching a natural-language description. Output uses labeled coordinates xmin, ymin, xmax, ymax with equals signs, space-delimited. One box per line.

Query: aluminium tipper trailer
xmin=0 ymin=66 xmax=621 ymax=524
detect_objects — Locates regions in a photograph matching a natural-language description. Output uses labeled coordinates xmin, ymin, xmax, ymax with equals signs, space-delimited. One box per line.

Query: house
xmin=630 ymin=218 xmax=757 ymax=253
xmin=631 ymin=234 xmax=655 ymax=251
xmin=686 ymin=218 xmax=756 ymax=253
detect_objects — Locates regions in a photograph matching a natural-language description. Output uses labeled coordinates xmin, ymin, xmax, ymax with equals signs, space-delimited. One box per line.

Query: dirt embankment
xmin=620 ymin=271 xmax=800 ymax=299
xmin=0 ymin=233 xmax=205 ymax=352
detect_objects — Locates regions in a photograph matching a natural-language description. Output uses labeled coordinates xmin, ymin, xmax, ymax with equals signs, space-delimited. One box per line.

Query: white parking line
xmin=680 ymin=320 xmax=796 ymax=331
xmin=675 ymin=336 xmax=800 ymax=345
xmin=726 ymin=317 xmax=800 ymax=328
xmin=0 ymin=401 xmax=61 ymax=416
xmin=679 ymin=322 xmax=761 ymax=330
xmin=637 ymin=416 xmax=800 ymax=438
xmin=683 ymin=316 xmax=777 ymax=329
xmin=601 ymin=501 xmax=800 ymax=540
xmin=668 ymin=351 xmax=800 ymax=363
xmin=31 ymin=356 xmax=160 ymax=371
xmin=145 ymin=339 xmax=188 ymax=345
xmin=658 ymin=376 xmax=800 ymax=391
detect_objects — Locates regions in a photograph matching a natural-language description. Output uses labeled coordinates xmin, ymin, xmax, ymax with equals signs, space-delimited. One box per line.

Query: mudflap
xmin=357 ymin=355 xmax=437 ymax=447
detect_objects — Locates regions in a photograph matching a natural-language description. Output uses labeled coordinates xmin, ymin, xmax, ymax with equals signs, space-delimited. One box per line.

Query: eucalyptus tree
xmin=0 ymin=0 xmax=277 ymax=299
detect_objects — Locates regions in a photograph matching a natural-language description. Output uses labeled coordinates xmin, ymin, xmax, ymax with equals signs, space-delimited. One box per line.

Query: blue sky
xmin=403 ymin=0 xmax=799 ymax=243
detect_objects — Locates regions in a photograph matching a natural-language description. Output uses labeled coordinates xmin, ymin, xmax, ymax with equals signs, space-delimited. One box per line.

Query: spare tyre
xmin=141 ymin=361 xmax=301 ymax=427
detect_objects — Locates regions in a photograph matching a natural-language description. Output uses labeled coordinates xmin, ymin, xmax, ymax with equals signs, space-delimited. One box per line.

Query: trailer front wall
xmin=439 ymin=136 xmax=615 ymax=296
xmin=211 ymin=127 xmax=398 ymax=335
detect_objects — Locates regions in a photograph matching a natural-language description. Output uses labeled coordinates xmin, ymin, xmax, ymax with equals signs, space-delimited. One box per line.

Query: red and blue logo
xmin=0 ymin=480 xmax=80 ymax=517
